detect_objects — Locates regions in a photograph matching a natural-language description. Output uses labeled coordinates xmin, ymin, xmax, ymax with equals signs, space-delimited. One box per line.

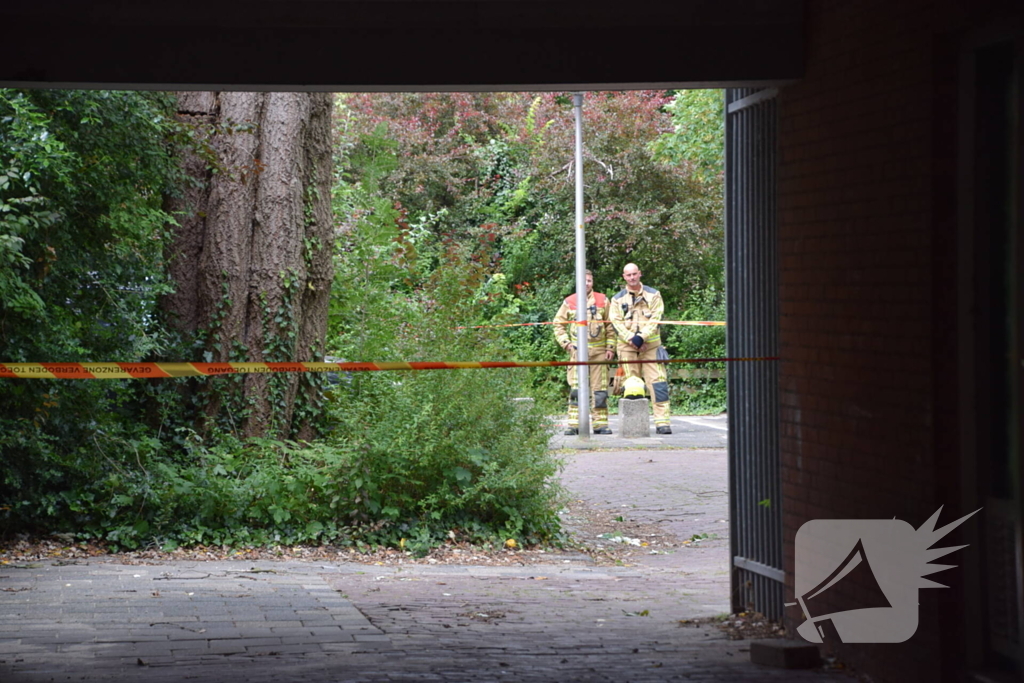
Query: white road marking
xmin=673 ymin=417 xmax=729 ymax=432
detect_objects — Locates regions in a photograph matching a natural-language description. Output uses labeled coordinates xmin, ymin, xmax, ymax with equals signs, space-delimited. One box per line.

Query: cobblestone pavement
xmin=0 ymin=418 xmax=848 ymax=682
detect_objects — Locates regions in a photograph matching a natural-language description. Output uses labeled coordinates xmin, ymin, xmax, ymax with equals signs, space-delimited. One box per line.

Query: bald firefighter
xmin=554 ymin=270 xmax=616 ymax=435
xmin=609 ymin=262 xmax=673 ymax=434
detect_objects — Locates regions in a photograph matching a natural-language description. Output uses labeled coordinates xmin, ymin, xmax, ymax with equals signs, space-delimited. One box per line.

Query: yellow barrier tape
xmin=457 ymin=320 xmax=726 ymax=329
xmin=0 ymin=357 xmax=774 ymax=380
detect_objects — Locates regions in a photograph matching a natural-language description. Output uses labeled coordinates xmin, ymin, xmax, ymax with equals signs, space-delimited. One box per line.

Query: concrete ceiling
xmin=1 ymin=0 xmax=803 ymax=91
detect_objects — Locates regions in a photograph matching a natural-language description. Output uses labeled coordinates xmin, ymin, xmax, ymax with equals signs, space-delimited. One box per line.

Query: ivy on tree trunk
xmin=163 ymin=91 xmax=334 ymax=440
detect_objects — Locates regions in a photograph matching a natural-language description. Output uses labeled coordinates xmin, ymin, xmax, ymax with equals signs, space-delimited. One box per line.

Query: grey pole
xmin=573 ymin=92 xmax=589 ymax=439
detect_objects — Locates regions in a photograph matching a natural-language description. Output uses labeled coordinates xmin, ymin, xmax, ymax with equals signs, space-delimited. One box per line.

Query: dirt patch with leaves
xmin=556 ymin=496 xmax=718 ymax=563
xmin=0 ymin=494 xmax=695 ymax=570
xmin=679 ymin=611 xmax=787 ymax=641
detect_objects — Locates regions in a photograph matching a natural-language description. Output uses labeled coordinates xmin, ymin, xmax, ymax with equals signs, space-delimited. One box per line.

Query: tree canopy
xmin=332 ymin=90 xmax=725 ymax=403
xmin=336 ymin=91 xmax=723 ymax=307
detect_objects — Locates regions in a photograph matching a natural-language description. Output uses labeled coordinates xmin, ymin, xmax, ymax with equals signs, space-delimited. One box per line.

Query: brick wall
xmin=777 ymin=1 xmax=1007 ymax=680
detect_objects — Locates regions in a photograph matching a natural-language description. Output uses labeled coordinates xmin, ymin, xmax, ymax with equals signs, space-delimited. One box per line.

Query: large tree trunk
xmin=163 ymin=91 xmax=334 ymax=440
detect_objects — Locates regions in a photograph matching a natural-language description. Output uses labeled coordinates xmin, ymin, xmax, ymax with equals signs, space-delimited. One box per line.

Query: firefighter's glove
xmin=630 ymin=334 xmax=644 ymax=349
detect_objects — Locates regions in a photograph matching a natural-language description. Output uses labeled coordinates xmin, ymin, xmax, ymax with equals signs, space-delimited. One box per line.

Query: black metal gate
xmin=724 ymin=87 xmax=784 ymax=621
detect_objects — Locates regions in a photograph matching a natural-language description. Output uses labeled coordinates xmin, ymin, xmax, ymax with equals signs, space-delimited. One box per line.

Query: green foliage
xmin=0 ymin=234 xmax=44 ymax=315
xmin=0 ymin=424 xmax=346 ymax=549
xmin=324 ymin=183 xmax=567 ymax=551
xmin=0 ymin=90 xmax=181 ymax=358
xmin=111 ymin=435 xmax=355 ymax=549
xmin=324 ymin=369 xmax=564 ymax=553
xmin=663 ymin=285 xmax=727 ymax=414
xmin=2 ymin=89 xmax=726 ymax=552
xmin=650 ymin=89 xmax=725 ymax=183
xmin=0 ymin=90 xmax=191 ymax=536
xmin=336 ymin=91 xmax=726 ymax=402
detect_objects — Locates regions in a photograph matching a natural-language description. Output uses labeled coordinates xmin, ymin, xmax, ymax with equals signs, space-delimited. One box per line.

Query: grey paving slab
xmin=549 ymin=413 xmax=730 ymax=450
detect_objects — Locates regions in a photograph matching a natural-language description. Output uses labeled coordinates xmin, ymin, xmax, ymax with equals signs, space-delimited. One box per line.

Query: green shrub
xmin=662 ymin=285 xmax=727 ymax=414
xmin=324 ymin=367 xmax=563 ymax=554
xmin=0 ymin=89 xmax=191 ymax=542
xmin=323 ymin=203 xmax=568 ymax=552
xmin=0 ymin=421 xmax=340 ymax=549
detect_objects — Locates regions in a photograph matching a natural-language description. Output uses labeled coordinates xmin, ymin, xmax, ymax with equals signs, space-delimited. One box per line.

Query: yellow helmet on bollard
xmin=623 ymin=376 xmax=646 ymax=399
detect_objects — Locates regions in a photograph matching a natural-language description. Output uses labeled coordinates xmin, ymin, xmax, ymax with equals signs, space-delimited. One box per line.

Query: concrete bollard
xmin=619 ymin=397 xmax=651 ymax=437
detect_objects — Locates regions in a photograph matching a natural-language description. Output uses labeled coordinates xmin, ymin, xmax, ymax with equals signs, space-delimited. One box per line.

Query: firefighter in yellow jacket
xmin=609 ymin=262 xmax=673 ymax=434
xmin=554 ymin=270 xmax=616 ymax=435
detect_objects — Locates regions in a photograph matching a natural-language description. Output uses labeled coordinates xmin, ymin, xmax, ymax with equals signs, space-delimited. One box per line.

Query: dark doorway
xmin=960 ymin=31 xmax=1024 ymax=678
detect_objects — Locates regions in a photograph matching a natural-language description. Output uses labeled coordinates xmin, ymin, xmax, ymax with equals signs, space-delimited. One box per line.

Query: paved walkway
xmin=0 ymin=417 xmax=845 ymax=682
xmin=548 ymin=412 xmax=730 ymax=451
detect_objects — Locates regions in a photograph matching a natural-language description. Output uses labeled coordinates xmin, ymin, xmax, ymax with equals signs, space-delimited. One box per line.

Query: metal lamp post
xmin=573 ymin=92 xmax=589 ymax=439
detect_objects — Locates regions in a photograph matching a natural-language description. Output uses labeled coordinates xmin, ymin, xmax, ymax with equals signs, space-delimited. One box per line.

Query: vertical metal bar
xmin=761 ymin=95 xmax=770 ymax=581
xmin=770 ymin=97 xmax=782 ymax=584
xmin=744 ymin=99 xmax=754 ymax=587
xmin=766 ymin=94 xmax=781 ymax=619
xmin=738 ymin=92 xmax=749 ymax=612
xmin=741 ymin=100 xmax=749 ymax=611
xmin=745 ymin=93 xmax=755 ymax=613
xmin=754 ymin=99 xmax=764 ymax=575
xmin=725 ymin=88 xmax=741 ymax=614
xmin=770 ymin=94 xmax=782 ymax=619
xmin=573 ymin=92 xmax=589 ymax=439
xmin=749 ymin=105 xmax=756 ymax=613
xmin=750 ymin=99 xmax=758 ymax=579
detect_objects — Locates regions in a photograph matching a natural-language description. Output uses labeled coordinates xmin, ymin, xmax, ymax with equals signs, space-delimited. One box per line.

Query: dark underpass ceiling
xmin=1 ymin=0 xmax=802 ymax=90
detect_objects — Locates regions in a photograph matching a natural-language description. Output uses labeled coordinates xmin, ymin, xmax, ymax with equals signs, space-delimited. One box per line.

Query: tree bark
xmin=163 ymin=91 xmax=334 ymax=440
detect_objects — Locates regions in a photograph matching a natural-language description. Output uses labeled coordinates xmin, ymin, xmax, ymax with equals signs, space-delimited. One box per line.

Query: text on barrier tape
xmin=0 ymin=357 xmax=776 ymax=380
xmin=456 ymin=320 xmax=725 ymax=329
